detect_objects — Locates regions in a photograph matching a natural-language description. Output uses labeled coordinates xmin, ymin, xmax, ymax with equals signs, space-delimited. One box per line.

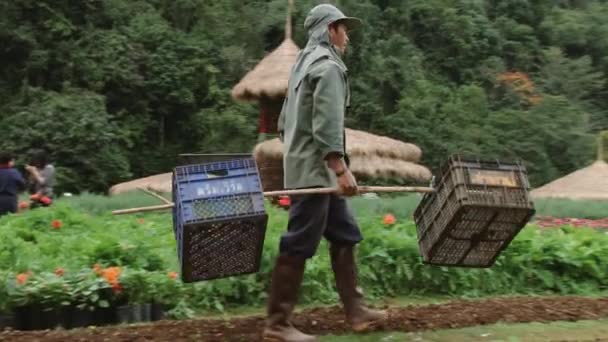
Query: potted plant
xmin=67 ymin=269 xmax=114 ymax=328
xmin=7 ymin=271 xmax=44 ymax=331
xmin=116 ymin=269 xmax=151 ymax=323
xmin=36 ymin=272 xmax=73 ymax=329
xmin=0 ymin=272 xmax=15 ymax=330
xmin=149 ymin=271 xmax=183 ymax=321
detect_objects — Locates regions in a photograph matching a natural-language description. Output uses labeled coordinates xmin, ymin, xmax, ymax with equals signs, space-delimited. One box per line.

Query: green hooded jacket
xmin=277 ymin=4 xmax=361 ymax=189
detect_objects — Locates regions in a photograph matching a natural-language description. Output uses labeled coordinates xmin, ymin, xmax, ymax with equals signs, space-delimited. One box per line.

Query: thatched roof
xmin=349 ymin=155 xmax=431 ymax=182
xmin=108 ymin=155 xmax=432 ymax=196
xmin=232 ymin=0 xmax=300 ymax=102
xmin=231 ymin=39 xmax=300 ymax=102
xmin=531 ymin=160 xmax=608 ymax=200
xmin=253 ymin=128 xmax=431 ymax=182
xmin=109 ymin=129 xmax=430 ymax=195
xmin=254 ymin=128 xmax=423 ymax=162
xmin=109 ymin=172 xmax=172 ymax=195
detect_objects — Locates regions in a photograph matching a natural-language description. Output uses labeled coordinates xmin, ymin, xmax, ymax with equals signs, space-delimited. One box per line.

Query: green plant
xmin=0 ymin=271 xmax=10 ymax=312
xmin=68 ymin=271 xmax=113 ymax=312
xmin=119 ymin=268 xmax=152 ymax=304
xmin=148 ymin=272 xmax=182 ymax=307
xmin=35 ymin=272 xmax=73 ymax=310
xmin=6 ymin=271 xmax=42 ymax=309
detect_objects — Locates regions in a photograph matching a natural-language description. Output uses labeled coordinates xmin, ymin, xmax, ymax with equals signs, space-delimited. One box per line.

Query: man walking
xmin=265 ymin=4 xmax=387 ymax=341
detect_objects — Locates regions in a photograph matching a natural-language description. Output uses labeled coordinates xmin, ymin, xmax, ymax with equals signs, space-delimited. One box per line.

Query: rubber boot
xmin=330 ymin=244 xmax=387 ymax=332
xmin=263 ymin=254 xmax=317 ymax=342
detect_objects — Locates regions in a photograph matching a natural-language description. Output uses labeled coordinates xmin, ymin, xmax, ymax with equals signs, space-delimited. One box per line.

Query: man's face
xmin=329 ymin=22 xmax=349 ymax=54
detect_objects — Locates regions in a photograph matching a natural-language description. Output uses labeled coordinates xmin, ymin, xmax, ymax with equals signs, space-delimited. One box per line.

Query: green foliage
xmin=0 ymin=88 xmax=131 ymax=194
xmin=0 ymin=193 xmax=607 ymax=314
xmin=1 ymin=0 xmax=608 ymax=190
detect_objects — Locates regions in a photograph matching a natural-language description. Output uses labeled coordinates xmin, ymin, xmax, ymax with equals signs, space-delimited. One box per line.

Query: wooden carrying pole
xmin=111 ymin=186 xmax=434 ymax=216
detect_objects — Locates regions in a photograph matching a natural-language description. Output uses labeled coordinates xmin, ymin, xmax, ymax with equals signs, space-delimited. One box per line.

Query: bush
xmin=0 ymin=87 xmax=132 ymax=194
xmin=0 ymin=194 xmax=606 ymax=314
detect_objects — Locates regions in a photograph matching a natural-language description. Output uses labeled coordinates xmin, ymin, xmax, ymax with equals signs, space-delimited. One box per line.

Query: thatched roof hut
xmin=254 ymin=128 xmax=432 ymax=190
xmin=254 ymin=128 xmax=424 ymax=162
xmin=231 ymin=39 xmax=299 ymax=102
xmin=109 ymin=172 xmax=172 ymax=195
xmin=231 ymin=0 xmax=299 ymax=102
xmin=531 ymin=160 xmax=608 ymax=200
xmin=109 ymin=129 xmax=431 ymax=195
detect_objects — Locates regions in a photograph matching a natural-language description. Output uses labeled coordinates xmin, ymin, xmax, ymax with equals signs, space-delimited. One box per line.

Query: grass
xmin=56 ymin=191 xmax=172 ymax=215
xmin=349 ymin=194 xmax=607 ymax=221
xmin=49 ymin=191 xmax=607 ymax=221
xmin=532 ymin=198 xmax=608 ymax=220
xmin=321 ymin=319 xmax=608 ymax=341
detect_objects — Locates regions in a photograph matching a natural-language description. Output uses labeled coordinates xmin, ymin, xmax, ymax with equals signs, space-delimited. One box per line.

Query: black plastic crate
xmin=177 ymin=214 xmax=268 ymax=283
xmin=413 ymin=155 xmax=535 ymax=267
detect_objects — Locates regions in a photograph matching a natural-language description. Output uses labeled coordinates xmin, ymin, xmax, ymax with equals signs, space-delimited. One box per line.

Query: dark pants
xmin=279 ymin=193 xmax=363 ymax=259
xmin=0 ymin=195 xmax=17 ymax=216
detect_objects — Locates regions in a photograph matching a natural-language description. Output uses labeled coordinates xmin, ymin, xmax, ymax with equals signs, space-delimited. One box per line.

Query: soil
xmin=535 ymin=216 xmax=608 ymax=229
xmin=2 ymin=296 xmax=607 ymax=341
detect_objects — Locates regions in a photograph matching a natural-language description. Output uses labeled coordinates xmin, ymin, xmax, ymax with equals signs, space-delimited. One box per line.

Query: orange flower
xmin=168 ymin=271 xmax=178 ymax=280
xmin=19 ymin=201 xmax=29 ymax=209
xmin=383 ymin=214 xmax=396 ymax=225
xmin=51 ymin=220 xmax=63 ymax=229
xmin=55 ymin=267 xmax=65 ymax=277
xmin=137 ymin=218 xmax=145 ymax=224
xmin=93 ymin=263 xmax=103 ymax=275
xmin=16 ymin=273 xmax=30 ymax=285
xmin=101 ymin=267 xmax=122 ymax=286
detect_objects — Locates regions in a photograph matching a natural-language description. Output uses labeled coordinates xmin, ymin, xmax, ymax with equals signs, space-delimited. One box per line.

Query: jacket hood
xmin=287 ymin=5 xmax=362 ymax=92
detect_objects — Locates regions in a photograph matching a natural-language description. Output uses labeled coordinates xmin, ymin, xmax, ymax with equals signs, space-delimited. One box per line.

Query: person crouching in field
xmin=0 ymin=151 xmax=26 ymax=217
xmin=25 ymin=150 xmax=55 ymax=208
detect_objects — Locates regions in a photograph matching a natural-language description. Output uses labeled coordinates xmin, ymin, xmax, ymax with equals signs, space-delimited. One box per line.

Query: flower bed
xmin=536 ymin=216 xmax=608 ymax=229
xmin=1 ymin=199 xmax=607 ymax=330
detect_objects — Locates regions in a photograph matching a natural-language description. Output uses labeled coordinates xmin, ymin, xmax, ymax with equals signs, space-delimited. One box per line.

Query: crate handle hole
xmin=208 ymin=169 xmax=229 ymax=177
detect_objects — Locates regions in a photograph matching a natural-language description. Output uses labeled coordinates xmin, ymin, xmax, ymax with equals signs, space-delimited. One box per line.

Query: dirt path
xmin=2 ymin=296 xmax=607 ymax=341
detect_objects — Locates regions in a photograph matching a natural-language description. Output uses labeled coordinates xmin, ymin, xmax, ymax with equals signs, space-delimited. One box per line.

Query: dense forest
xmin=1 ymin=0 xmax=607 ymax=194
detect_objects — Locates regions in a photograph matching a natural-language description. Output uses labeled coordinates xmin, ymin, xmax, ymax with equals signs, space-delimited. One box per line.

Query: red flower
xmin=278 ymin=196 xmax=291 ymax=207
xmin=18 ymin=201 xmax=29 ymax=209
xmin=51 ymin=220 xmax=63 ymax=229
xmin=55 ymin=267 xmax=65 ymax=277
xmin=16 ymin=273 xmax=30 ymax=285
xmin=383 ymin=214 xmax=396 ymax=225
xmin=111 ymin=282 xmax=122 ymax=294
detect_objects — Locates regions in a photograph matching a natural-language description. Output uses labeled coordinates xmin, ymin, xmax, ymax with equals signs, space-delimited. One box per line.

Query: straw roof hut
xmin=232 ymin=0 xmax=299 ymax=141
xmin=109 ymin=172 xmax=172 ymax=195
xmin=531 ymin=160 xmax=608 ymax=200
xmin=109 ymin=129 xmax=431 ymax=195
xmin=231 ymin=38 xmax=299 ymax=102
xmin=254 ymin=128 xmax=424 ymax=162
xmin=532 ymin=133 xmax=608 ymax=200
xmin=254 ymin=128 xmax=432 ymax=191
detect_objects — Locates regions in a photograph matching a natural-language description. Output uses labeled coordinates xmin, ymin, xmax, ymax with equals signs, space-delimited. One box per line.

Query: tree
xmin=0 ymin=88 xmax=131 ymax=194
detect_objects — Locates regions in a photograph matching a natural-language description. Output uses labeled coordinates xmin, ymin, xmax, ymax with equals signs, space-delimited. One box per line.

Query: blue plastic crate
xmin=173 ymin=158 xmax=266 ymax=224
xmin=171 ymin=158 xmax=269 ymax=282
